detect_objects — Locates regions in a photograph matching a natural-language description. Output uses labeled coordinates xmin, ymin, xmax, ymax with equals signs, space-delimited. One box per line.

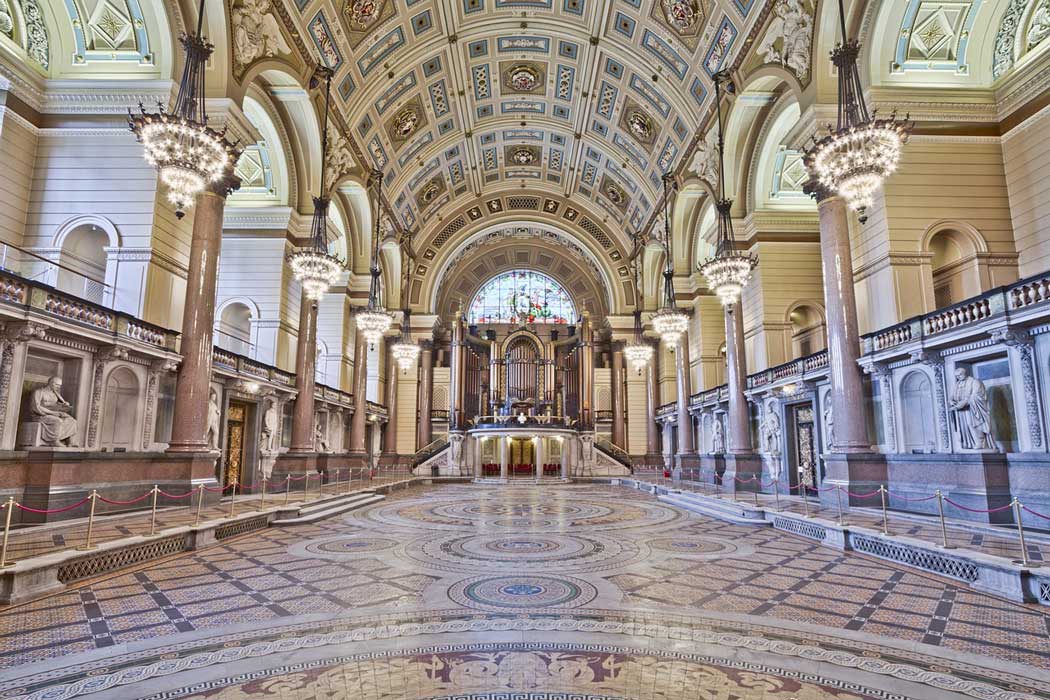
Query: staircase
xmin=595 ymin=438 xmax=633 ymax=473
xmin=272 ymin=491 xmax=385 ymax=526
xmin=652 ymin=486 xmax=770 ymax=526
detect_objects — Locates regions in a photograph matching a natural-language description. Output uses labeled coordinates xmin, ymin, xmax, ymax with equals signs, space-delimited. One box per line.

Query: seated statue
xmin=27 ymin=377 xmax=79 ymax=447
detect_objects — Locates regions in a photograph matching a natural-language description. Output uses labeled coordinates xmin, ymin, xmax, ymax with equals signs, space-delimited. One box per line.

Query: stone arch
xmin=99 ymin=364 xmax=141 ymax=450
xmin=899 ymin=369 xmax=937 ymax=452
xmin=215 ymin=298 xmax=259 ymax=357
xmin=52 ymin=217 xmax=118 ymax=306
xmin=255 ymin=67 xmax=324 ymax=211
xmin=785 ymin=300 xmax=826 ymax=358
xmin=921 ymin=221 xmax=991 ymax=307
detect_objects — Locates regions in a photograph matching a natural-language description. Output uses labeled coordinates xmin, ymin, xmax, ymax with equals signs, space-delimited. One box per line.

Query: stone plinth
xmin=700 ymin=454 xmax=726 ymax=486
xmin=2 ymin=450 xmax=220 ymax=524
xmin=722 ymin=454 xmax=763 ymax=495
xmin=271 ymin=452 xmax=318 ymax=481
xmin=883 ymin=453 xmax=1010 ymax=524
xmin=819 ymin=452 xmax=887 ymax=511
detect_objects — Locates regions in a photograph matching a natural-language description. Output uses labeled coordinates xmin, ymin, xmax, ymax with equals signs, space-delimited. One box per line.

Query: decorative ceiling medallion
xmin=415 ymin=176 xmax=447 ymax=208
xmin=384 ymin=96 xmax=428 ymax=148
xmin=504 ymin=145 xmax=542 ymax=167
xmin=500 ymin=61 xmax=546 ymax=95
xmin=599 ymin=175 xmax=629 ymax=212
xmin=339 ymin=0 xmax=395 ymax=47
xmin=618 ymin=98 xmax=658 ymax=148
xmin=651 ymin=0 xmax=709 ymax=48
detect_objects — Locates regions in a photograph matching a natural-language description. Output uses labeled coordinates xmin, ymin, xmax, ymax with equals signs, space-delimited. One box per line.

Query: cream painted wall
xmin=395 ymin=368 xmax=419 ymax=453
xmin=1003 ymin=106 xmax=1050 ymax=277
xmin=315 ymin=289 xmax=350 ymax=388
xmin=693 ymin=296 xmax=726 ymax=391
xmin=854 ymin=137 xmax=1018 ymax=334
xmin=0 ymin=109 xmax=35 ymax=247
xmin=216 ymin=236 xmax=291 ymax=367
xmin=625 ymin=364 xmax=647 ymax=455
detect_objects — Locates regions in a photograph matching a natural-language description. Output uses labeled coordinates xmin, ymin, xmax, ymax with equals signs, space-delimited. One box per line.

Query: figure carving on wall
xmin=27 ymin=377 xmax=78 ymax=446
xmin=711 ymin=419 xmax=724 ymax=454
xmin=823 ymin=401 xmax=834 ymax=448
xmin=951 ymin=367 xmax=995 ymax=450
xmin=687 ymin=129 xmax=720 ymax=186
xmin=231 ymin=0 xmax=291 ymax=72
xmin=207 ymin=389 xmax=221 ymax=450
xmin=315 ymin=415 xmax=330 ymax=453
xmin=756 ymin=0 xmax=813 ymax=79
xmin=1027 ymin=0 xmax=1050 ymax=49
xmin=261 ymin=398 xmax=279 ymax=453
xmin=761 ymin=411 xmax=781 ymax=455
xmin=0 ymin=2 xmax=13 ymax=37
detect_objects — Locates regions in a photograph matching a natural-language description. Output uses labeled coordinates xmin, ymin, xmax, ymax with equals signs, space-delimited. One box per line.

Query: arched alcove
xmin=900 ymin=370 xmax=937 ymax=453
xmin=100 ymin=366 xmax=140 ymax=450
xmin=787 ymin=302 xmax=827 ymax=358
xmin=923 ymin=225 xmax=986 ymax=307
xmin=216 ymin=301 xmax=254 ymax=357
xmin=56 ymin=224 xmax=109 ymax=305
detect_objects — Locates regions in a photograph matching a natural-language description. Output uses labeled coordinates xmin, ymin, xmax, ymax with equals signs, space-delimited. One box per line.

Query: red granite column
xmin=348 ymin=325 xmax=368 ymax=457
xmin=289 ymin=290 xmax=318 ymax=452
xmin=611 ymin=343 xmax=626 ymax=449
xmin=724 ymin=305 xmax=752 ymax=454
xmin=167 ymin=188 xmax=227 ymax=454
xmin=382 ymin=339 xmax=399 ymax=455
xmin=675 ymin=338 xmax=695 ymax=455
xmin=416 ymin=340 xmax=433 ymax=449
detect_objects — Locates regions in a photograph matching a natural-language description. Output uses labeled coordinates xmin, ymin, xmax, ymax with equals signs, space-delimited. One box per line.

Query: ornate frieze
xmin=231 ymin=0 xmax=292 ymax=77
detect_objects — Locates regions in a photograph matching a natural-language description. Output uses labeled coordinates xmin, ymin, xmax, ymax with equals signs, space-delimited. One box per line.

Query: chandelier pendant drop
xmin=390 ymin=308 xmax=420 ymax=373
xmin=652 ymin=173 xmax=689 ymax=347
xmin=698 ymin=72 xmax=757 ymax=307
xmin=624 ymin=308 xmax=654 ymax=374
xmin=129 ymin=0 xmax=239 ymax=219
xmin=288 ymin=68 xmax=344 ymax=300
xmin=358 ymin=169 xmax=394 ymax=349
xmin=804 ymin=0 xmax=911 ymax=221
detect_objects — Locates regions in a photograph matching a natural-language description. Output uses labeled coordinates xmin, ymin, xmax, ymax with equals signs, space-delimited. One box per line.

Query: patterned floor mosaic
xmin=1 ymin=484 xmax=1050 ymax=700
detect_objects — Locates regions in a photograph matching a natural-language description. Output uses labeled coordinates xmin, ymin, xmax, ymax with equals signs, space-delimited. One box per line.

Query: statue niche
xmin=21 ymin=376 xmax=79 ymax=447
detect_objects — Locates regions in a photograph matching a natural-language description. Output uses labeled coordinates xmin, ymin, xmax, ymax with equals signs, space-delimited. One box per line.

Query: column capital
xmin=990 ymin=327 xmax=1032 ymax=347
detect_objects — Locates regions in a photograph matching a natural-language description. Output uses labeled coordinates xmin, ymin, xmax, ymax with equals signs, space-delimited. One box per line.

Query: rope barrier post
xmin=194 ymin=484 xmax=204 ymax=527
xmin=835 ymin=485 xmax=845 ymax=527
xmin=714 ymin=472 xmax=721 ymax=499
xmin=1013 ymin=498 xmax=1031 ymax=567
xmin=228 ymin=481 xmax=237 ymax=519
xmin=879 ymin=485 xmax=889 ymax=536
xmin=732 ymin=478 xmax=738 ymax=502
xmin=261 ymin=477 xmax=267 ymax=508
xmin=149 ymin=485 xmax=159 ymax=536
xmin=935 ymin=490 xmax=953 ymax=549
xmin=752 ymin=479 xmax=759 ymax=507
xmin=801 ymin=486 xmax=810 ymax=518
xmin=773 ymin=479 xmax=781 ymax=512
xmin=347 ymin=468 xmax=354 ymax=494
xmin=334 ymin=469 xmax=341 ymax=497
xmin=78 ymin=490 xmax=98 ymax=550
xmin=303 ymin=472 xmax=310 ymax=500
xmin=0 ymin=497 xmax=14 ymax=568
xmin=284 ymin=474 xmax=292 ymax=505
xmin=317 ymin=471 xmax=324 ymax=498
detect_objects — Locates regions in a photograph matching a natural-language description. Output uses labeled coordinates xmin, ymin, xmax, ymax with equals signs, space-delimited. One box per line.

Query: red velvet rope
xmin=943 ymin=498 xmax=1014 ymax=514
xmin=1022 ymin=505 xmax=1050 ymax=521
xmin=157 ymin=488 xmax=196 ymax=499
xmin=15 ymin=495 xmax=92 ymax=514
xmin=97 ymin=491 xmax=154 ymax=506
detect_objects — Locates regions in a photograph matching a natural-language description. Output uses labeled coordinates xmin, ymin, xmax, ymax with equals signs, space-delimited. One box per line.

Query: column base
xmin=722 ymin=453 xmax=762 ymax=495
xmin=883 ymin=452 xmax=1010 ymax=524
xmin=271 ymin=452 xmax=318 ymax=481
xmin=701 ymin=454 xmax=726 ymax=486
xmin=674 ymin=454 xmax=701 ymax=481
xmin=819 ymin=452 xmax=887 ymax=511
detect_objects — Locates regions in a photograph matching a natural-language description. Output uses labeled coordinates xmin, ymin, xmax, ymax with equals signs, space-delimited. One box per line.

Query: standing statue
xmin=762 ymin=411 xmax=782 ymax=456
xmin=823 ymin=401 xmax=834 ymax=449
xmin=206 ymin=390 xmax=221 ymax=450
xmin=711 ymin=419 xmax=725 ymax=454
xmin=28 ymin=377 xmax=79 ymax=446
xmin=757 ymin=0 xmax=813 ymax=79
xmin=951 ymin=367 xmax=995 ymax=450
xmin=261 ymin=398 xmax=279 ymax=453
xmin=231 ymin=0 xmax=291 ymax=72
xmin=315 ymin=415 xmax=330 ymax=453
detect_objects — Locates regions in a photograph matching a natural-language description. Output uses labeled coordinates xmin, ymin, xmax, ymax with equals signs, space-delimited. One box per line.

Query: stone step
xmin=273 ymin=492 xmax=385 ymax=525
xmin=658 ymin=490 xmax=770 ymax=526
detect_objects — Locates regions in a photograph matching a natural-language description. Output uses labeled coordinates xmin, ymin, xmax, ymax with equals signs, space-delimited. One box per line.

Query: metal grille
xmin=579 ymin=218 xmax=613 ymax=248
xmin=57 ymin=536 xmax=185 ymax=583
xmin=851 ymin=535 xmax=979 ymax=583
xmin=772 ymin=517 xmax=827 ymax=541
xmin=215 ymin=515 xmax=269 ymax=540
xmin=1040 ymin=582 xmax=1050 ymax=603
xmin=432 ymin=216 xmax=467 ymax=249
xmin=506 ymin=196 xmax=539 ymax=210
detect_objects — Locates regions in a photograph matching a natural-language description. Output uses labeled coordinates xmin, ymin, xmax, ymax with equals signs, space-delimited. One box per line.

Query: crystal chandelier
xmin=288 ymin=68 xmax=344 ymax=300
xmin=652 ymin=173 xmax=689 ymax=347
xmin=358 ymin=169 xmax=394 ymax=348
xmin=804 ymin=0 xmax=911 ymax=222
xmin=390 ymin=308 xmax=420 ymax=373
xmin=698 ymin=72 xmax=757 ymax=307
xmin=129 ymin=0 xmax=239 ymax=218
xmin=623 ymin=250 xmax=653 ymax=373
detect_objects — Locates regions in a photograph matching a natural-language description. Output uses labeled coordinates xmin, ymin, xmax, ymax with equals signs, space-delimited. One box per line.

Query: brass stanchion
xmin=801 ymin=486 xmax=811 ymax=518
xmin=752 ymin=480 xmax=760 ymax=507
xmin=261 ymin=477 xmax=267 ymax=508
xmin=732 ymin=478 xmax=738 ymax=502
xmin=284 ymin=474 xmax=292 ymax=505
xmin=78 ymin=490 xmax=99 ymax=550
xmin=773 ymin=479 xmax=781 ymax=512
xmin=194 ymin=484 xmax=204 ymax=527
xmin=879 ymin=485 xmax=889 ymax=536
xmin=0 ymin=497 xmax=14 ymax=568
xmin=228 ymin=481 xmax=237 ymax=519
xmin=303 ymin=473 xmax=310 ymax=500
xmin=835 ymin=486 xmax=845 ymax=526
xmin=347 ymin=468 xmax=354 ymax=495
xmin=714 ymin=474 xmax=721 ymax=499
xmin=149 ymin=485 xmax=159 ymax=536
xmin=935 ymin=490 xmax=953 ymax=549
xmin=334 ymin=469 xmax=341 ymax=497
xmin=1013 ymin=498 xmax=1031 ymax=567
xmin=317 ymin=471 xmax=323 ymax=498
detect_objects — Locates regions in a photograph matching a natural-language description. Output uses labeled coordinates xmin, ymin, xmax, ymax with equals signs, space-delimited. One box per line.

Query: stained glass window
xmin=468 ymin=271 xmax=576 ymax=325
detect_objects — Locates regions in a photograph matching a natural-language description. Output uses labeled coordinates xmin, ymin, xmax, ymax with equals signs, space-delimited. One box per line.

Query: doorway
xmin=789 ymin=404 xmax=817 ymax=490
xmin=509 ymin=437 xmax=535 ymax=477
xmin=223 ymin=401 xmax=249 ymax=490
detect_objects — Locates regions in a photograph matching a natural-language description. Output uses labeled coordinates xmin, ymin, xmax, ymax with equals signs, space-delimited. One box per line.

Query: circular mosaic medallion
xmin=647 ymin=535 xmax=752 ymax=559
xmin=449 ymin=575 xmax=598 ymax=610
xmin=305 ymin=537 xmax=399 ymax=555
xmin=348 ymin=0 xmax=382 ymax=27
xmin=661 ymin=0 xmax=699 ymax=29
xmin=627 ymin=111 xmax=653 ymax=141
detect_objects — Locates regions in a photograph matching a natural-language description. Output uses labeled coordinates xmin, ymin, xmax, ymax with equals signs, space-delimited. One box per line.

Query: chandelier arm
xmin=714 ymin=75 xmax=726 ymax=202
xmin=836 ymin=0 xmax=847 ymax=47
xmin=319 ymin=72 xmax=331 ymax=199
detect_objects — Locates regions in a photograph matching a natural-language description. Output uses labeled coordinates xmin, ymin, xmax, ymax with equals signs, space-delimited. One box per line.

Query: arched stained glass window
xmin=468 ymin=271 xmax=576 ymax=325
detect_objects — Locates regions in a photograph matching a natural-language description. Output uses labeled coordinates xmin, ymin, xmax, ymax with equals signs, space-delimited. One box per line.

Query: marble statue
xmin=762 ymin=411 xmax=782 ymax=456
xmin=711 ymin=419 xmax=725 ymax=454
xmin=231 ymin=0 xmax=291 ymax=72
xmin=951 ymin=367 xmax=995 ymax=450
xmin=27 ymin=377 xmax=78 ymax=446
xmin=206 ymin=390 xmax=221 ymax=450
xmin=823 ymin=401 xmax=834 ymax=448
xmin=315 ymin=416 xmax=330 ymax=453
xmin=757 ymin=0 xmax=813 ymax=79
xmin=261 ymin=398 xmax=278 ymax=453
xmin=687 ymin=129 xmax=720 ymax=185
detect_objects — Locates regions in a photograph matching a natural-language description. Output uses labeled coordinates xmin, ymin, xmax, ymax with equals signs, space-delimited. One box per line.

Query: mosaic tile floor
xmin=1 ymin=483 xmax=1049 ymax=700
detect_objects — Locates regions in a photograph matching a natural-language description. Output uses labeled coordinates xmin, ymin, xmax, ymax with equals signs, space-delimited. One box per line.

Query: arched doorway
xmin=787 ymin=303 xmax=826 ymax=359
xmin=57 ymin=225 xmax=109 ymax=305
xmin=216 ymin=301 xmax=254 ymax=357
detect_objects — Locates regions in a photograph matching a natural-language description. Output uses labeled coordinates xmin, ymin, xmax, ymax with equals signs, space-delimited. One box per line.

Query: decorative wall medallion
xmin=500 ymin=61 xmax=546 ymax=94
xmin=384 ymin=96 xmax=428 ymax=148
xmin=600 ymin=177 xmax=628 ymax=211
xmin=504 ymin=144 xmax=542 ymax=167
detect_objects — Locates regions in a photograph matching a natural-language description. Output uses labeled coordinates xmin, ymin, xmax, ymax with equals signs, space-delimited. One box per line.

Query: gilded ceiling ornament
xmin=605 ymin=183 xmax=625 ymax=205
xmin=627 ymin=111 xmax=653 ymax=141
xmin=393 ymin=106 xmax=421 ymax=138
xmin=661 ymin=0 xmax=699 ymax=30
xmin=509 ymin=65 xmax=539 ymax=92
xmin=511 ymin=147 xmax=535 ymax=165
xmin=421 ymin=182 xmax=440 ymax=203
xmin=345 ymin=0 xmax=384 ymax=28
